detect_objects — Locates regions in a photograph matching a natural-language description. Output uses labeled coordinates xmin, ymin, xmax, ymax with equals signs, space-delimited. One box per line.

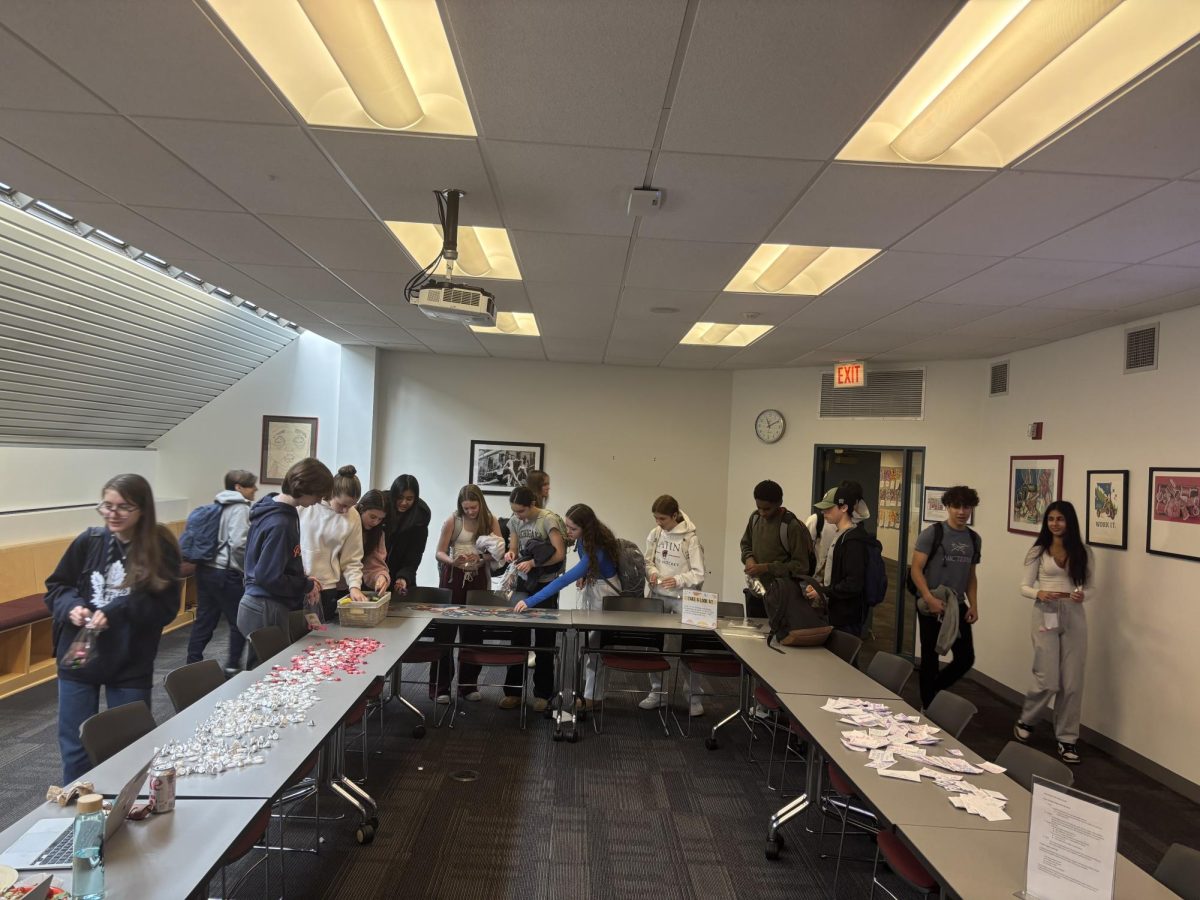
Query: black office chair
xmin=249 ymin=626 xmax=290 ymax=667
xmin=590 ymin=595 xmax=670 ymax=735
xmin=80 ymin=701 xmax=156 ymax=767
xmin=286 ymin=610 xmax=309 ymax=643
xmin=825 ymin=629 xmax=863 ymax=666
xmin=865 ymin=651 xmax=914 ymax=695
xmin=164 ymin=659 xmax=226 ymax=713
xmin=404 ymin=586 xmax=452 ymax=605
xmin=994 ymin=741 xmax=1074 ymax=791
xmin=453 ymin=590 xmax=530 ymax=728
xmin=1154 ymin=843 xmax=1200 ymax=900
xmin=924 ymin=691 xmax=977 ymax=739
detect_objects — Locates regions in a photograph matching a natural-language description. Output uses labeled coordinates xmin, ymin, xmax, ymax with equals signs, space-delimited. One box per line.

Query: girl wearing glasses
xmin=45 ymin=474 xmax=182 ymax=783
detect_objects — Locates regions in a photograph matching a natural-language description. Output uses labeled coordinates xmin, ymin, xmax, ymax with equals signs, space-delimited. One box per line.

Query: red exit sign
xmin=834 ymin=361 xmax=866 ymax=388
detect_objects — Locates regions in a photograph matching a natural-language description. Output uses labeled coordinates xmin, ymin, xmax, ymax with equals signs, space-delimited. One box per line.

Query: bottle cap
xmin=77 ymin=794 xmax=103 ymax=814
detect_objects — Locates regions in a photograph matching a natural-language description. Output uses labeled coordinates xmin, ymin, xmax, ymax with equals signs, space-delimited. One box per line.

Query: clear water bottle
xmin=71 ymin=793 xmax=105 ymax=899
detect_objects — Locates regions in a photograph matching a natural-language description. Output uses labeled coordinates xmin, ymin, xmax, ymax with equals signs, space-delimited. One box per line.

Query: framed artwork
xmin=1147 ymin=467 xmax=1200 ymax=562
xmin=260 ymin=416 xmax=319 ymax=485
xmin=922 ymin=485 xmax=975 ymax=525
xmin=1086 ymin=470 xmax=1128 ymax=550
xmin=1008 ymin=455 xmax=1064 ymax=536
xmin=469 ymin=440 xmax=545 ymax=495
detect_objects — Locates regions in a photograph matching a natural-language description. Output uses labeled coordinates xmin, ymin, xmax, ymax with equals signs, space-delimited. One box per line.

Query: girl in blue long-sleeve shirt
xmin=515 ymin=503 xmax=619 ymax=705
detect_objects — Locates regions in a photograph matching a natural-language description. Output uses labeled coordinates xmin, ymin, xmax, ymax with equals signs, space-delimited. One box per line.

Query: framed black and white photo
xmin=1086 ymin=470 xmax=1128 ymax=550
xmin=469 ymin=440 xmax=544 ymax=495
xmin=922 ymin=485 xmax=974 ymax=525
xmin=1147 ymin=467 xmax=1200 ymax=562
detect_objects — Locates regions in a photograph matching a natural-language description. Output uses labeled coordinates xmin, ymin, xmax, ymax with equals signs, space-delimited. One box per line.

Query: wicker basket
xmin=336 ymin=592 xmax=391 ymax=627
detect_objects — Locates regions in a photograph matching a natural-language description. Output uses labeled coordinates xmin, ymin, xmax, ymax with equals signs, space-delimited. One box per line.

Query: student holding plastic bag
xmin=45 ymin=474 xmax=182 ymax=783
xmin=237 ymin=458 xmax=333 ymax=663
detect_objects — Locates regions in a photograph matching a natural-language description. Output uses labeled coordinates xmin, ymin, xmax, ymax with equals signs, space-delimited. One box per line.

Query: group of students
xmin=42 ymin=462 xmax=1092 ymax=783
xmin=739 ymin=478 xmax=1093 ymax=766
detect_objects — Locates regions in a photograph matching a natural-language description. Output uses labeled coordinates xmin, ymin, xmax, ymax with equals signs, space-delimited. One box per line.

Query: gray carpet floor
xmin=1 ymin=620 xmax=1195 ymax=898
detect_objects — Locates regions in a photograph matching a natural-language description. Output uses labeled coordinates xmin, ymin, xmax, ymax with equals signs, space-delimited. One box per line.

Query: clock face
xmin=755 ymin=409 xmax=785 ymax=443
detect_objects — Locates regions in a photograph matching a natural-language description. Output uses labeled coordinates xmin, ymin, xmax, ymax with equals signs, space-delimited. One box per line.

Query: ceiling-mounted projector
xmin=406 ymin=188 xmax=497 ymax=327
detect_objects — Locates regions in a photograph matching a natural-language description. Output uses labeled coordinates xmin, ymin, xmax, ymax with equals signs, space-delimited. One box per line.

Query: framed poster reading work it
xmin=1086 ymin=470 xmax=1128 ymax=550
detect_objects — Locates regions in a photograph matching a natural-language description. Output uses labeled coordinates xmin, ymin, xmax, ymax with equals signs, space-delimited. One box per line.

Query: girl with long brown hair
xmin=45 ymin=473 xmax=182 ymax=782
xmin=357 ymin=489 xmax=391 ymax=595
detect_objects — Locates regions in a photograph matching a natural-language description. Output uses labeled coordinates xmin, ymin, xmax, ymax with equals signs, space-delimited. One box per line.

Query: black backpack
xmin=763 ymin=577 xmax=831 ymax=652
xmin=905 ymin=522 xmax=980 ymax=596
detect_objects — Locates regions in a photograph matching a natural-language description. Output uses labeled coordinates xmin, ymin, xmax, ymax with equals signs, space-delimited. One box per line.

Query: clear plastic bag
xmin=303 ymin=592 xmax=326 ymax=632
xmin=61 ymin=626 xmax=99 ymax=670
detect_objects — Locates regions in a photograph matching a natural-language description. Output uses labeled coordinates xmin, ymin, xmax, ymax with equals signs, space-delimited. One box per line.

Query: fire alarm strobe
xmin=627 ymin=188 xmax=664 ymax=215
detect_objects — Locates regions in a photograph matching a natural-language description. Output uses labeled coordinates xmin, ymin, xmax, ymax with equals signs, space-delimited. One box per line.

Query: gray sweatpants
xmin=1019 ymin=599 xmax=1087 ymax=744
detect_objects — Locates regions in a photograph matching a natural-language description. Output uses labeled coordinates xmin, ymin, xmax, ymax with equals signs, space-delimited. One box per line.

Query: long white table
xmin=719 ymin=628 xmax=901 ymax=700
xmin=0 ymin=798 xmax=266 ymax=899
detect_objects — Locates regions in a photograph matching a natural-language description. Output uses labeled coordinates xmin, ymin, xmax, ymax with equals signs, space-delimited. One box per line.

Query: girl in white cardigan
xmin=639 ymin=495 xmax=707 ymax=715
xmin=299 ymin=465 xmax=367 ymax=621
xmin=1014 ymin=500 xmax=1094 ymax=765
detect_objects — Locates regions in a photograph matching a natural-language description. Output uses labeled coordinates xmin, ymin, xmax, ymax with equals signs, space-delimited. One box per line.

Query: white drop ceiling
xmin=1 ymin=1 xmax=1199 ymax=369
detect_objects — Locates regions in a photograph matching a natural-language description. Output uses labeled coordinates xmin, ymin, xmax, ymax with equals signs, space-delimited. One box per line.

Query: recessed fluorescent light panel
xmin=206 ymin=0 xmax=476 ymax=135
xmin=726 ymin=245 xmax=879 ymax=296
xmin=680 ymin=322 xmax=773 ymax=348
xmin=470 ymin=312 xmax=540 ymax=336
xmin=387 ymin=222 xmax=522 ymax=280
xmin=839 ymin=0 xmax=1200 ymax=168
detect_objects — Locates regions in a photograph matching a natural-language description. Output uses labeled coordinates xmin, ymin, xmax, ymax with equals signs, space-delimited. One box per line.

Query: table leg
xmin=553 ymin=625 xmax=579 ymax=742
xmin=764 ymin=738 xmax=814 ymax=860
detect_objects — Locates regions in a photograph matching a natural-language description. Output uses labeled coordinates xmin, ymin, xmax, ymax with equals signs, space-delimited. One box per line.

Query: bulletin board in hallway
xmin=878 ymin=466 xmax=902 ymax=530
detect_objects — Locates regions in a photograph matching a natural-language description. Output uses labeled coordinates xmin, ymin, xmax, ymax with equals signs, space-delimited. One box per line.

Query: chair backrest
xmin=601 ymin=595 xmax=664 ymax=614
xmin=465 ymin=589 xmax=512 ymax=608
xmin=717 ymin=600 xmax=745 ymax=619
xmin=825 ymin=629 xmax=863 ymax=666
xmin=164 ymin=659 xmax=225 ymax=713
xmin=407 ymin=586 xmax=452 ymax=605
xmin=80 ymin=700 xmax=156 ymax=767
xmin=286 ymin=609 xmax=309 ymax=643
xmin=994 ymin=741 xmax=1075 ymax=791
xmin=1154 ymin=843 xmax=1200 ymax=900
xmin=865 ymin=651 xmax=913 ymax=695
xmin=249 ymin=625 xmax=290 ymax=665
xmin=924 ymin=690 xmax=977 ymax=739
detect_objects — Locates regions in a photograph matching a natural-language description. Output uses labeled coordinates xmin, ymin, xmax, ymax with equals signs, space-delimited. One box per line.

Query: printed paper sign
xmin=1024 ymin=777 xmax=1119 ymax=900
xmin=681 ymin=589 xmax=719 ymax=628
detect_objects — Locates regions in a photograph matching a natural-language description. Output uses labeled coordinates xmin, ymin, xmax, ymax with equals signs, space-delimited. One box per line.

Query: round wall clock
xmin=755 ymin=409 xmax=786 ymax=444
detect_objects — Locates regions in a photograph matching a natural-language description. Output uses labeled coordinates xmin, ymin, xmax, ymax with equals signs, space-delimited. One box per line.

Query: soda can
xmin=149 ymin=764 xmax=176 ymax=814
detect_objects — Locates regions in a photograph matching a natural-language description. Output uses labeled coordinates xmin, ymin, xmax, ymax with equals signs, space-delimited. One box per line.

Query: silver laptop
xmin=0 ymin=758 xmax=153 ymax=870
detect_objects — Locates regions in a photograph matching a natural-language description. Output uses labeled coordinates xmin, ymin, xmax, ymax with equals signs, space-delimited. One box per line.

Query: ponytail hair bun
xmin=338 ymin=465 xmax=357 ymax=477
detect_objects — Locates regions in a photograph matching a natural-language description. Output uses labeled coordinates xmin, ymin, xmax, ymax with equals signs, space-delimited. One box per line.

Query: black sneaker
xmin=1057 ymin=742 xmax=1081 ymax=765
xmin=1014 ymin=721 xmax=1033 ymax=742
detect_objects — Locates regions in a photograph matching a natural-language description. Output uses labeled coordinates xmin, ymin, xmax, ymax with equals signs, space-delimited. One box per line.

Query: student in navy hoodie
xmin=46 ymin=474 xmax=182 ymax=783
xmin=237 ymin=457 xmax=333 ymax=665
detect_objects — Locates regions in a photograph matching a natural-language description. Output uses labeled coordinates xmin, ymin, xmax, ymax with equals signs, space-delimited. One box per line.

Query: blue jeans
xmin=187 ymin=565 xmax=247 ymax=668
xmin=58 ymin=680 xmax=152 ymax=783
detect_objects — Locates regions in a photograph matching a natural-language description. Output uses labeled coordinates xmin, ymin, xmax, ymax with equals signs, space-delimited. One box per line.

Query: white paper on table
xmin=1025 ymin=777 xmax=1120 ymax=900
xmin=979 ymin=761 xmax=1007 ymax=774
xmin=878 ymin=768 xmax=923 ymax=782
xmin=680 ymin=589 xmax=719 ymax=627
xmin=948 ymin=748 xmax=964 ymax=757
xmin=865 ymin=760 xmax=895 ymax=770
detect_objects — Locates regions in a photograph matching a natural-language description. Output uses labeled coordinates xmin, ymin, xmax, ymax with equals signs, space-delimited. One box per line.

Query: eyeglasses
xmin=96 ymin=502 xmax=139 ymax=516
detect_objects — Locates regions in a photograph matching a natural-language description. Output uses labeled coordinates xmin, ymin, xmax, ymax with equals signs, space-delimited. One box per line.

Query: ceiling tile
xmin=484 ymin=281 xmax=533 ymax=314
xmin=898 ymin=171 xmax=1162 ymax=257
xmin=948 ymin=306 xmax=1100 ymax=339
xmin=483 ymin=140 xmax=649 ymax=236
xmin=526 ymin=282 xmax=619 ymax=339
xmin=58 ymin=201 xmax=214 ymax=261
xmin=0 ymin=137 xmax=108 ymax=203
xmin=0 ymin=25 xmax=109 ymax=113
xmin=822 ymin=250 xmax=1001 ymax=304
xmin=176 ymin=260 xmax=286 ymax=307
xmin=816 ymin=331 xmax=921 ymax=354
xmin=1146 ymin=241 xmax=1200 ymax=267
xmin=443 ymin=0 xmax=686 ymax=148
xmin=263 ymin=216 xmax=413 ymax=272
xmin=303 ymin=300 xmax=395 ymax=328
xmin=624 ymin=238 xmax=754 ymax=292
xmin=331 ymin=269 xmax=427 ymax=327
xmin=719 ymin=325 xmax=847 ymax=368
xmin=782 ymin=293 xmax=918 ymax=333
xmin=638 ymin=153 xmax=821 ymax=243
xmin=616 ymin=287 xmax=717 ymax=321
xmin=230 ymin=264 xmax=364 ymax=305
xmin=702 ymin=291 xmax=812 ymax=326
xmin=475 ymin=334 xmax=547 ymax=361
xmin=1035 ymin=265 xmax=1200 ymax=311
xmin=863 ymin=301 xmax=1011 ymax=335
xmin=133 ymin=208 xmax=310 ymax=266
xmin=405 ymin=327 xmax=488 ymax=357
xmin=1019 ymin=44 xmax=1200 ymax=179
xmin=511 ymin=231 xmax=629 ymax=285
xmin=137 ymin=119 xmax=370 ymax=219
xmin=925 ymin=258 xmax=1125 ymax=307
xmin=0 ymin=0 xmax=291 ymax=123
xmin=1123 ymin=289 xmax=1200 ymax=319
xmin=341 ymin=325 xmax=422 ymax=346
xmin=874 ymin=334 xmax=1018 ymax=360
xmin=542 ymin=337 xmax=606 ymax=365
xmin=1026 ymin=182 xmax=1200 ymax=263
xmin=314 ymin=130 xmax=500 ymax=225
xmin=0 ymin=111 xmax=238 ymax=210
xmin=659 ymin=345 xmax=739 ymax=369
xmin=770 ymin=163 xmax=992 ymax=249
xmin=663 ymin=0 xmax=958 ymax=159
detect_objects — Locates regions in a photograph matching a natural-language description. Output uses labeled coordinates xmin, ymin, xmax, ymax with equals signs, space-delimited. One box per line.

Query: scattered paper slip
xmin=878 ymin=768 xmax=923 ymax=782
xmin=979 ymin=761 xmax=1007 ymax=774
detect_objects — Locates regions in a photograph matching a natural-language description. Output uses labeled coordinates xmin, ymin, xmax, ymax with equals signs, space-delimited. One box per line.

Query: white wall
xmin=153 ymin=332 xmax=352 ymax=510
xmin=375 ymin=352 xmax=733 ymax=606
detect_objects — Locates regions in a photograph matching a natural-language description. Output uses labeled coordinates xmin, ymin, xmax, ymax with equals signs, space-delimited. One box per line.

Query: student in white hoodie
xmin=639 ymin=495 xmax=707 ymax=716
xmin=299 ymin=465 xmax=367 ymax=621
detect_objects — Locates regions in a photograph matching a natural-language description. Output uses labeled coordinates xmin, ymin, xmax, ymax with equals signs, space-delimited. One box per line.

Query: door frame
xmin=811 ymin=443 xmax=927 ymax=656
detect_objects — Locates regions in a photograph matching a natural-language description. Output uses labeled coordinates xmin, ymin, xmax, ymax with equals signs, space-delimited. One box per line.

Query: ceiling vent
xmin=989 ymin=360 xmax=1009 ymax=396
xmin=819 ymin=368 xmax=924 ymax=419
xmin=1124 ymin=323 xmax=1158 ymax=373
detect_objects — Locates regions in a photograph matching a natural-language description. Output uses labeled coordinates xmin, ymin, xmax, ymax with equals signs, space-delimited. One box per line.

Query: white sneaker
xmin=435 ymin=694 xmax=450 ymax=705
xmin=689 ymin=697 xmax=705 ymax=717
xmin=754 ymin=703 xmax=770 ymax=719
xmin=638 ymin=693 xmax=663 ymax=710
xmin=464 ymin=691 xmax=481 ymax=702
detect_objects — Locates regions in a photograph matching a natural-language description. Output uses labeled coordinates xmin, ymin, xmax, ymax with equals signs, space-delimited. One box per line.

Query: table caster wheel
xmin=356 ymin=824 xmax=375 ymax=845
xmin=412 ymin=724 xmax=426 ymax=739
xmin=705 ymin=737 xmax=718 ymax=750
xmin=553 ymin=730 xmax=564 ymax=742
xmin=368 ymin=816 xmax=379 ymax=830
xmin=765 ymin=836 xmax=782 ymax=860
xmin=567 ymin=731 xmax=580 ymax=743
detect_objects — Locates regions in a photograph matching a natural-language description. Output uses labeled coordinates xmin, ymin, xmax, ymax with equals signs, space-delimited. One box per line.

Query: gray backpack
xmin=605 ymin=538 xmax=648 ymax=597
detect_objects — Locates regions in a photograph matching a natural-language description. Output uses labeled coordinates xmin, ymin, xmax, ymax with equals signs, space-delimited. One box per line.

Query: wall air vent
xmin=990 ymin=360 xmax=1009 ymax=396
xmin=1124 ymin=323 xmax=1158 ymax=373
xmin=819 ymin=368 xmax=924 ymax=419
